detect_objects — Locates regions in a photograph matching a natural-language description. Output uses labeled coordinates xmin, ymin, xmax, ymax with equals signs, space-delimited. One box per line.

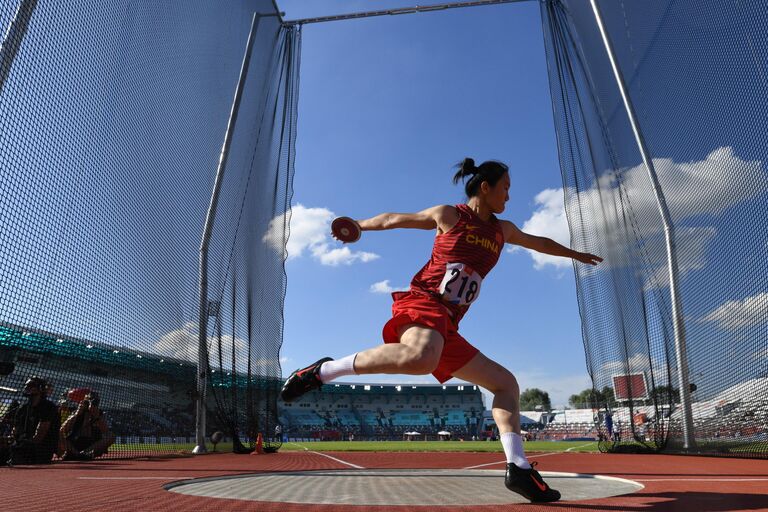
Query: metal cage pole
xmin=194 ymin=12 xmax=265 ymax=455
xmin=0 ymin=0 xmax=38 ymax=93
xmin=282 ymin=0 xmax=529 ymax=26
xmin=589 ymin=0 xmax=696 ymax=450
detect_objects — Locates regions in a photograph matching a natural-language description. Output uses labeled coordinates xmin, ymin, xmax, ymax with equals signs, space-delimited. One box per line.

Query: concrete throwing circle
xmin=166 ymin=469 xmax=643 ymax=505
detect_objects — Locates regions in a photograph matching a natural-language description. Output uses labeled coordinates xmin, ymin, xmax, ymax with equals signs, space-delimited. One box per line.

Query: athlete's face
xmin=486 ymin=172 xmax=510 ymax=214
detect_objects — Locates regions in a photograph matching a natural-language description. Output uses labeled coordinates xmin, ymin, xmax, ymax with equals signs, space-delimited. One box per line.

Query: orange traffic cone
xmin=255 ymin=432 xmax=264 ymax=454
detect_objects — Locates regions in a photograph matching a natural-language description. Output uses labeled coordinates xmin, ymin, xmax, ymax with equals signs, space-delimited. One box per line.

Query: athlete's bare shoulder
xmin=426 ymin=204 xmax=460 ymax=234
xmin=499 ymin=219 xmax=530 ymax=245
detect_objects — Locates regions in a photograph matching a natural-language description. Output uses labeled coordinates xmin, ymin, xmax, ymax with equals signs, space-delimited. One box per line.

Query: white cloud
xmin=311 ymin=243 xmax=379 ymax=267
xmin=262 ymin=203 xmax=380 ymax=266
xmin=752 ymin=347 xmax=768 ymax=362
xmin=514 ymin=147 xmax=765 ymax=273
xmin=511 ymin=188 xmax=571 ymax=270
xmin=580 ymin=147 xmax=765 ymax=238
xmin=152 ymin=321 xmax=198 ymax=363
xmin=597 ymin=352 xmax=673 ymax=395
xmin=151 ymin=322 xmax=280 ymax=373
xmin=701 ymin=292 xmax=768 ymax=330
xmin=575 ymin=147 xmax=764 ymax=247
xmin=641 ymin=226 xmax=717 ymax=291
xmin=370 ymin=280 xmax=408 ymax=294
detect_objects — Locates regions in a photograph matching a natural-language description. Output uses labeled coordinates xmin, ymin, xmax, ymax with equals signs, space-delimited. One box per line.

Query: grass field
xmin=282 ymin=440 xmax=599 ymax=453
xmin=108 ymin=440 xmax=599 ymax=454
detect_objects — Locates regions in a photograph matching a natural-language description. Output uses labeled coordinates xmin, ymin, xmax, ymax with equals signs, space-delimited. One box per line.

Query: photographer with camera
xmin=60 ymin=390 xmax=114 ymax=461
xmin=0 ymin=377 xmax=60 ymax=465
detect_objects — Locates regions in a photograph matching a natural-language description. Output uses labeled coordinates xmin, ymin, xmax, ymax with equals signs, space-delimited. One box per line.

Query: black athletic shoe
xmin=505 ymin=461 xmax=561 ymax=502
xmin=280 ymin=357 xmax=332 ymax=402
xmin=62 ymin=451 xmax=93 ymax=462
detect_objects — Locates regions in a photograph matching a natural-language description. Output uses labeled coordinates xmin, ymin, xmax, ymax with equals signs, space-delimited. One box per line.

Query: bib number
xmin=438 ymin=263 xmax=482 ymax=306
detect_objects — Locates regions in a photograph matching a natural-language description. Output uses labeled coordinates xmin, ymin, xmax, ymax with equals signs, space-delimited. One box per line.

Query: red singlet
xmin=382 ymin=204 xmax=505 ymax=382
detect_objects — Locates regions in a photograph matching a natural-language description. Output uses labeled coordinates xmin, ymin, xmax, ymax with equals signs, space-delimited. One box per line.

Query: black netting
xmin=541 ymin=0 xmax=768 ymax=456
xmin=1 ymin=0 xmax=297 ymax=460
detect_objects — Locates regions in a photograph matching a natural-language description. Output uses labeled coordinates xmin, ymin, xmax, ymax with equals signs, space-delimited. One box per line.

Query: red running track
xmin=2 ymin=450 xmax=768 ymax=511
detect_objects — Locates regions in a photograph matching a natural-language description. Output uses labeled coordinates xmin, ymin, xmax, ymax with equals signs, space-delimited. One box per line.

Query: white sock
xmin=501 ymin=432 xmax=531 ymax=469
xmin=318 ymin=353 xmax=357 ymax=383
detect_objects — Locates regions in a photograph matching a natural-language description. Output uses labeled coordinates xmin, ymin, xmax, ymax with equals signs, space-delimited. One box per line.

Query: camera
xmin=81 ymin=392 xmax=99 ymax=408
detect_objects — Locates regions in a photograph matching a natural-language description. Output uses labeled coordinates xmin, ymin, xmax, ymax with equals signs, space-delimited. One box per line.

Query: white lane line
xmin=307 ymin=451 xmax=366 ymax=469
xmin=565 ymin=442 xmax=596 ymax=452
xmin=636 ymin=478 xmax=768 ymax=482
xmin=77 ymin=477 xmax=194 ymax=480
xmin=462 ymin=452 xmax=559 ymax=470
xmin=290 ymin=442 xmax=365 ymax=469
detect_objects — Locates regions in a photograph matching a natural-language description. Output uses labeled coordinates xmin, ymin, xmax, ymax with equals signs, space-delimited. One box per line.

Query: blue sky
xmin=274 ymin=0 xmax=593 ymax=408
xmin=2 ymin=0 xmax=764 ymax=410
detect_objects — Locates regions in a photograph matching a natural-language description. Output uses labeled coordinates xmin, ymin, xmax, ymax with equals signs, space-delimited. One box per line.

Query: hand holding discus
xmin=331 ymin=217 xmax=361 ymax=243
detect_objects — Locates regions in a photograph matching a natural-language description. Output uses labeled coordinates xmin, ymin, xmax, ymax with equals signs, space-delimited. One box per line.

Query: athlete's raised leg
xmin=280 ymin=324 xmax=443 ymax=402
xmin=452 ymin=351 xmax=521 ymax=435
xmin=452 ymin=352 xmax=561 ymax=503
xmin=354 ymin=324 xmax=444 ymax=375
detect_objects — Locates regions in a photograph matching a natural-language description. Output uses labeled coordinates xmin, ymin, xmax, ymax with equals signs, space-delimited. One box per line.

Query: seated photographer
xmin=0 ymin=377 xmax=60 ymax=465
xmin=60 ymin=390 xmax=114 ymax=461
xmin=0 ymin=400 xmax=20 ymax=437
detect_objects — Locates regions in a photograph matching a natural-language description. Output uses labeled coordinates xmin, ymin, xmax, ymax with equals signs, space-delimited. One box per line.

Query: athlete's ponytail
xmin=452 ymin=158 xmax=509 ymax=197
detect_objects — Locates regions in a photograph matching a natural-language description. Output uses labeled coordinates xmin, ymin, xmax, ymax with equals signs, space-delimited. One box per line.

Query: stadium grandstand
xmin=279 ymin=383 xmax=486 ymax=441
xmin=2 ymin=322 xmax=488 ymax=447
xmin=1 ymin=322 xmax=198 ymax=446
xmin=3 ymin=319 xmax=766 ymax=453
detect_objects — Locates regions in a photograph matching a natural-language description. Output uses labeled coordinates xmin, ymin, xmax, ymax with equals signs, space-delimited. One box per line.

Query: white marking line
xmin=544 ymin=472 xmax=645 ymax=490
xmin=307 ymin=450 xmax=366 ymax=469
xmin=461 ymin=452 xmax=559 ymax=470
xmin=78 ymin=477 xmax=194 ymax=480
xmin=636 ymin=478 xmax=768 ymax=482
xmin=290 ymin=442 xmax=365 ymax=469
xmin=565 ymin=442 xmax=595 ymax=452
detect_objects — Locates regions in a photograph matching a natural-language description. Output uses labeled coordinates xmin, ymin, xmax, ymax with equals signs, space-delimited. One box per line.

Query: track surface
xmin=3 ymin=451 xmax=768 ymax=511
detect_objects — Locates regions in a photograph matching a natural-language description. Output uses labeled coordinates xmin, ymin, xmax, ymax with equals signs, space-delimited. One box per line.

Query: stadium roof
xmin=1 ymin=322 xmax=196 ymax=377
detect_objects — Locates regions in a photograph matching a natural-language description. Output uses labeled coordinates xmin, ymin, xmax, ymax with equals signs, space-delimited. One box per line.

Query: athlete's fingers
xmin=586 ymin=253 xmax=603 ymax=265
xmin=578 ymin=252 xmax=603 ymax=265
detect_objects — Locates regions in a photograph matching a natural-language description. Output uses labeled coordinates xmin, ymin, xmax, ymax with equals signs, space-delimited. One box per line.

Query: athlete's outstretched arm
xmin=501 ymin=220 xmax=603 ymax=265
xmin=356 ymin=205 xmax=459 ymax=233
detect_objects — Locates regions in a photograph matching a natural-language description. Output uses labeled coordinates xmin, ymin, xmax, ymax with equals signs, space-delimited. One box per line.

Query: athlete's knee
xmin=399 ymin=344 xmax=441 ymax=374
xmin=488 ymin=367 xmax=519 ymax=396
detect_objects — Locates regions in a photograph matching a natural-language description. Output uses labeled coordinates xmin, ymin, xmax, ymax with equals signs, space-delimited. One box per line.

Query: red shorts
xmin=382 ymin=291 xmax=478 ymax=384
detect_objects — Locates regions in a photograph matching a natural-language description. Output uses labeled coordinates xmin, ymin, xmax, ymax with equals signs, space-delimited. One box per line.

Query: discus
xmin=331 ymin=216 xmax=361 ymax=243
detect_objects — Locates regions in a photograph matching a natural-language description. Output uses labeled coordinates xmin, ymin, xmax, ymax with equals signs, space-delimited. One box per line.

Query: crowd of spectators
xmin=107 ymin=408 xmax=193 ymax=438
xmin=1 ymin=376 xmax=118 ymax=464
xmin=534 ymin=422 xmax=598 ymax=441
xmin=0 ymin=377 xmax=59 ymax=465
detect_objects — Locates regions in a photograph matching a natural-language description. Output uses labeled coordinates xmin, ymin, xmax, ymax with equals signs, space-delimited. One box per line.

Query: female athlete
xmin=281 ymin=158 xmax=603 ymax=502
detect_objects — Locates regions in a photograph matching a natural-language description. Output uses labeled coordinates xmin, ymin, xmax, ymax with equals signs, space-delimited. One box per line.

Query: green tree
xmin=520 ymin=388 xmax=551 ymax=411
xmin=568 ymin=388 xmax=598 ymax=408
xmin=600 ymin=386 xmax=617 ymax=409
xmin=568 ymin=386 xmax=618 ymax=409
xmin=650 ymin=384 xmax=680 ymax=404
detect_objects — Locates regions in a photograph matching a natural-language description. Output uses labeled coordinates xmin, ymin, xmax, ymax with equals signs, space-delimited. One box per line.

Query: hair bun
xmin=462 ymin=157 xmax=477 ymax=174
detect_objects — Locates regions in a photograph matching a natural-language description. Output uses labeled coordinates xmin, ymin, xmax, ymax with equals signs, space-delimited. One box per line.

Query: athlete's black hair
xmin=452 ymin=158 xmax=509 ymax=197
